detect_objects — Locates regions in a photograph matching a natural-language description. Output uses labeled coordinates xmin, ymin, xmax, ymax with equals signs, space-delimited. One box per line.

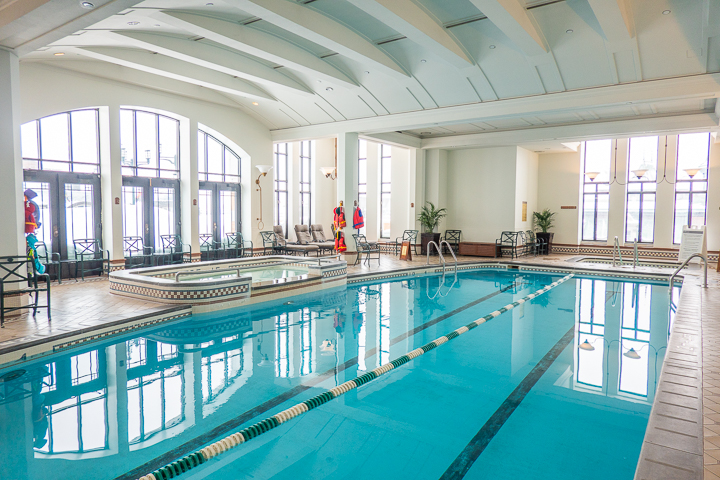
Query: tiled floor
xmin=1 ymin=251 xmax=719 ymax=479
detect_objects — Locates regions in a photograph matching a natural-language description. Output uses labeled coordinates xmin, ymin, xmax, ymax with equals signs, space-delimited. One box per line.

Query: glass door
xmin=198 ymin=182 xmax=241 ymax=251
xmin=23 ymin=171 xmax=101 ymax=276
xmin=122 ymin=177 xmax=180 ymax=254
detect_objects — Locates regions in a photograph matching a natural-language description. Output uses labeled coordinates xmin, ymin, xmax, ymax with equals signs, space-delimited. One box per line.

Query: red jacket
xmin=352 ymin=207 xmax=364 ymax=229
xmin=334 ymin=230 xmax=347 ymax=252
xmin=333 ymin=206 xmax=347 ymax=229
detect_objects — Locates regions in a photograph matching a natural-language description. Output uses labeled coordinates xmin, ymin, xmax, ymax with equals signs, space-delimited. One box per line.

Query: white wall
xmin=389 ymin=145 xmax=411 ymax=240
xmin=19 ymin=62 xmax=273 ymax=254
xmin=514 ymin=147 xmax=538 ymax=232
xmin=537 ymin=151 xmax=581 ymax=246
xmin=445 ymin=146 xmax=517 ymax=242
xmin=313 ymin=138 xmax=337 ymax=238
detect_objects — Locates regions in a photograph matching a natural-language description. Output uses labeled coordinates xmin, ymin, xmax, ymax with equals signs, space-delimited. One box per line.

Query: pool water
xmin=177 ymin=266 xmax=308 ymax=283
xmin=0 ymin=269 xmax=679 ymax=480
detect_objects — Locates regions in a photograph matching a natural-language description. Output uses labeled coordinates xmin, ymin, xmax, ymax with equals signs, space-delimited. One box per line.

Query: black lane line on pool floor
xmin=118 ymin=280 xmax=528 ymax=480
xmin=440 ymin=325 xmax=576 ymax=480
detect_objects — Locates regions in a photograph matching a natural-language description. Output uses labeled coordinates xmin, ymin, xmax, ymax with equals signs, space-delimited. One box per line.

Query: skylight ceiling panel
xmin=634 ymin=0 xmax=706 ymax=78
xmin=305 ymin=0 xmax=401 ymax=43
xmin=248 ymin=20 xmax=333 ymax=57
xmin=416 ymin=0 xmax=483 ymax=26
xmin=531 ymin=1 xmax=614 ymax=89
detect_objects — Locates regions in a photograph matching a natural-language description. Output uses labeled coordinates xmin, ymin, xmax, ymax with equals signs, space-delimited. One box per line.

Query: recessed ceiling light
xmin=80 ymin=1 xmax=94 ymax=8
xmin=420 ymin=59 xmax=427 ymax=63
xmin=127 ymin=21 xmax=140 ymax=26
xmin=662 ymin=9 xmax=671 ymax=15
xmin=566 ymin=29 xmax=573 ymax=34
xmin=364 ymin=71 xmax=370 ymax=74
xmin=326 ymin=87 xmax=333 ymax=91
xmin=252 ymin=102 xmax=259 ymax=106
xmin=54 ymin=52 xmax=65 ymax=56
xmin=489 ymin=45 xmax=496 ymax=49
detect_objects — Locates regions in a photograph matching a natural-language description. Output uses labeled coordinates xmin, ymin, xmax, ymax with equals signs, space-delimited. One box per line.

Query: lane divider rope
xmin=136 ymin=273 xmax=574 ymax=480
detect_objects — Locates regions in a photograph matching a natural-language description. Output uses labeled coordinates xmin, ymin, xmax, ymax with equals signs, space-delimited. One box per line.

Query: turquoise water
xmin=177 ymin=266 xmax=308 ymax=283
xmin=0 ymin=269 xmax=679 ymax=480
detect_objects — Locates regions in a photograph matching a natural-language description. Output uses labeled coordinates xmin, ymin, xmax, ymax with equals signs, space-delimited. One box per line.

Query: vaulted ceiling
xmin=6 ymin=0 xmax=720 ymax=148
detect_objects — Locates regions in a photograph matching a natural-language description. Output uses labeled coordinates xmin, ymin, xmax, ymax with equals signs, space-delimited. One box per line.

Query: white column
xmin=0 ymin=50 xmax=25 ymax=257
xmin=101 ymin=104 xmax=125 ymax=269
xmin=607 ymin=138 xmax=628 ymax=245
xmin=408 ymin=148 xmax=424 ymax=233
xmin=180 ymin=118 xmax=200 ymax=260
xmin=424 ymin=148 xmax=448 ymax=212
xmin=365 ymin=140 xmax=380 ymax=241
xmin=337 ymin=132 xmax=359 ymax=255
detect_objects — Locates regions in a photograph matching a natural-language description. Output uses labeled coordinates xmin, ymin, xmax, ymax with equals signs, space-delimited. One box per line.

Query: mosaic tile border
xmin=553 ymin=244 xmax=719 ymax=262
xmin=110 ymin=281 xmax=250 ymax=300
xmin=53 ymin=311 xmax=191 ymax=354
xmin=131 ymin=275 xmax=573 ymax=480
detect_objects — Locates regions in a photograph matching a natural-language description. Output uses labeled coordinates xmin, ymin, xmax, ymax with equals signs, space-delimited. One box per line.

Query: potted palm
xmin=533 ymin=208 xmax=556 ymax=255
xmin=418 ymin=201 xmax=447 ymax=255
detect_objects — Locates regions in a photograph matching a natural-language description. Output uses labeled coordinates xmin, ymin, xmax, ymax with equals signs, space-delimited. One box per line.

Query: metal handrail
xmin=175 ymin=267 xmax=242 ymax=282
xmin=612 ymin=236 xmax=623 ymax=267
xmin=668 ymin=253 xmax=708 ymax=294
xmin=440 ymin=240 xmax=458 ymax=273
xmin=425 ymin=241 xmax=446 ymax=276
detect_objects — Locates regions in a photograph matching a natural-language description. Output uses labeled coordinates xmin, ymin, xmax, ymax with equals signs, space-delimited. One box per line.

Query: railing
xmin=425 ymin=241 xmax=445 ymax=276
xmin=612 ymin=236 xmax=623 ymax=267
xmin=668 ymin=253 xmax=708 ymax=294
xmin=440 ymin=240 xmax=458 ymax=274
xmin=175 ymin=267 xmax=241 ymax=282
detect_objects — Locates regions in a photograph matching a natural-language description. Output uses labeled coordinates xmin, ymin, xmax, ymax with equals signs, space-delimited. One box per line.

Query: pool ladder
xmin=612 ymin=237 xmax=639 ymax=268
xmin=426 ymin=241 xmax=458 ymax=299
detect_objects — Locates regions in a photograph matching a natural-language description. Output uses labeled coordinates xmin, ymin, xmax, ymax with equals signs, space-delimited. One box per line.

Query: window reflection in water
xmin=357 ymin=287 xmax=367 ymax=372
xmin=201 ymin=348 xmax=243 ymax=405
xmin=34 ymin=350 xmax=108 ymax=455
xmin=276 ymin=313 xmax=290 ymax=378
xmin=378 ymin=284 xmax=390 ymax=366
xmin=620 ymin=284 xmax=651 ymax=397
xmin=300 ymin=308 xmax=314 ymax=376
xmin=127 ymin=340 xmax=184 ymax=445
xmin=576 ymin=279 xmax=606 ymax=388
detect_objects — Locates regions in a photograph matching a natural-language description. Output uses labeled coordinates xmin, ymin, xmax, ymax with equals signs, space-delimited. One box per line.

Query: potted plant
xmin=533 ymin=208 xmax=556 ymax=255
xmin=418 ymin=201 xmax=447 ymax=255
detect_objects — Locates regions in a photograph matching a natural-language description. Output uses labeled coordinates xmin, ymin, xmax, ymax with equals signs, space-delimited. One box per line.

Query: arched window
xmin=120 ymin=109 xmax=181 ymax=263
xmin=197 ymin=129 xmax=242 ymax=258
xmin=21 ymin=110 xmax=102 ymax=271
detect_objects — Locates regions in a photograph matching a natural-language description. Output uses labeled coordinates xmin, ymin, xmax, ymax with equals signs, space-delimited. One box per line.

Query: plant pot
xmin=421 ymin=232 xmax=441 ymax=255
xmin=536 ymin=232 xmax=554 ymax=255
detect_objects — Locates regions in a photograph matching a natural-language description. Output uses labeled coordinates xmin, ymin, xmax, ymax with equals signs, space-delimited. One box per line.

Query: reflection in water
xmin=378 ymin=284 xmax=390 ymax=366
xmin=620 ymin=284 xmax=651 ymax=396
xmin=576 ymin=279 xmax=606 ymax=388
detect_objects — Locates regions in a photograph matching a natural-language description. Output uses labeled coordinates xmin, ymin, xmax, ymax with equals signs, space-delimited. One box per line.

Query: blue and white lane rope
xmin=137 ymin=274 xmax=574 ymax=480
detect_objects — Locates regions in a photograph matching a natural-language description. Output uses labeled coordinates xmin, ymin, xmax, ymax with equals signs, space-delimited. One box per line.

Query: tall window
xmin=198 ymin=130 xmax=241 ymax=183
xmin=22 ymin=110 xmax=100 ymax=173
xmin=380 ymin=144 xmax=391 ymax=238
xmin=197 ymin=128 xmax=242 ymax=251
xmin=21 ymin=110 xmax=101 ymax=262
xmin=120 ymin=109 xmax=179 ymax=178
xmin=358 ymin=140 xmax=367 ymax=235
xmin=582 ymin=139 xmax=612 ymax=242
xmin=299 ymin=140 xmax=312 ymax=226
xmin=626 ymin=136 xmax=658 ymax=243
xmin=673 ymin=132 xmax=710 ymax=244
xmin=274 ymin=143 xmax=289 ymax=237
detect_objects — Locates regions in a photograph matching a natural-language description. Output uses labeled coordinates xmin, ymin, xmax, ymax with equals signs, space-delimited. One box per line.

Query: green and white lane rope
xmin=136 ymin=274 xmax=574 ymax=480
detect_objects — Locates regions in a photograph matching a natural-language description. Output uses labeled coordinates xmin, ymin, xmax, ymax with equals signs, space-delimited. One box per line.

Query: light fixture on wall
xmin=684 ymin=167 xmax=702 ymax=179
xmin=584 ymin=171 xmax=600 ymax=182
xmin=255 ymin=164 xmax=273 ymax=229
xmin=631 ymin=169 xmax=648 ymax=179
xmin=320 ymin=139 xmax=338 ymax=180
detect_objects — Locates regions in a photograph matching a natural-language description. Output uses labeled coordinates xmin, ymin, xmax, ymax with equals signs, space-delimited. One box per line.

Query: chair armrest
xmin=243 ymin=240 xmax=254 ymax=249
xmin=143 ymin=246 xmax=154 ymax=254
xmin=51 ymin=252 xmax=61 ymax=263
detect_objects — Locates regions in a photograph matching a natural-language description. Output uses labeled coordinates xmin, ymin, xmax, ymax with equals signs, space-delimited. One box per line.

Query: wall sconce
xmin=320 ymin=166 xmax=337 ymax=179
xmin=584 ymin=171 xmax=600 ymax=182
xmin=255 ymin=164 xmax=273 ymax=229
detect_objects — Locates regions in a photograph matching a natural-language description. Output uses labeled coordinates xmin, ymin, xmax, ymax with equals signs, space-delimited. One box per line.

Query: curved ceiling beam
xmin=155 ymin=10 xmax=359 ymax=89
xmin=111 ymin=30 xmax=314 ymax=95
xmin=587 ymin=0 xmax=634 ymax=42
xmin=467 ymin=0 xmax=547 ymax=57
xmin=345 ymin=0 xmax=473 ymax=69
xmin=227 ymin=0 xmax=410 ymax=79
xmin=75 ymin=46 xmax=276 ymax=101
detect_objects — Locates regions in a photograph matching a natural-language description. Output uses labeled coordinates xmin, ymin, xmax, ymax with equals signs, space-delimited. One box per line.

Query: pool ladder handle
xmin=612 ymin=237 xmax=639 ymax=268
xmin=668 ymin=253 xmax=707 ymax=294
xmin=425 ymin=240 xmax=458 ymax=276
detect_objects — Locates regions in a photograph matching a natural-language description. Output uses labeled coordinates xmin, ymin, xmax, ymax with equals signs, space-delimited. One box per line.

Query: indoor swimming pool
xmin=175 ymin=266 xmax=309 ymax=283
xmin=0 ymin=268 xmax=680 ymax=480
